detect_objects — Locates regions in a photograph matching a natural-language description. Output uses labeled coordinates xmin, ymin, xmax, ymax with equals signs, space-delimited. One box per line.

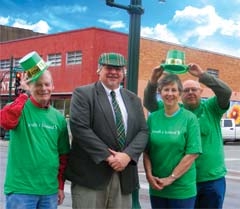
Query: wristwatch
xmin=20 ymin=89 xmax=31 ymax=97
xmin=170 ymin=173 xmax=177 ymax=180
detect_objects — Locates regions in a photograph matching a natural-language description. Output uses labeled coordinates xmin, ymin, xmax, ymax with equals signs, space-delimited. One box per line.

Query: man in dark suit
xmin=65 ymin=52 xmax=148 ymax=209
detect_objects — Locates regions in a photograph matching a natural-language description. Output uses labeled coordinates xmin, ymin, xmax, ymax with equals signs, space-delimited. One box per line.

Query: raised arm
xmin=199 ymin=73 xmax=232 ymax=109
xmin=188 ymin=63 xmax=232 ymax=109
xmin=143 ymin=67 xmax=164 ymax=112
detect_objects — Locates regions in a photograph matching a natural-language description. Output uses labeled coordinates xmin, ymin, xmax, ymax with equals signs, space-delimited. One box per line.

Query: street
xmin=0 ymin=140 xmax=239 ymax=209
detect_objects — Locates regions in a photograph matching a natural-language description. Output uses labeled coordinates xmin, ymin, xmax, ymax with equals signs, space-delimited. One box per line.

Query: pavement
xmin=0 ymin=139 xmax=8 ymax=146
xmin=1 ymin=138 xmax=240 ymax=209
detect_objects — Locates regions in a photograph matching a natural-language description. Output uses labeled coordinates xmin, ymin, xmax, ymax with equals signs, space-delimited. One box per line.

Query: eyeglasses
xmin=183 ymin=88 xmax=199 ymax=93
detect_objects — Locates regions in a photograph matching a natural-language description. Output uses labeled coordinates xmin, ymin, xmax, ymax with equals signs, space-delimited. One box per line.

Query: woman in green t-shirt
xmin=144 ymin=74 xmax=202 ymax=209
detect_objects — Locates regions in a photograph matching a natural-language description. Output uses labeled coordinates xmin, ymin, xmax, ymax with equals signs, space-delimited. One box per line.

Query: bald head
xmin=183 ymin=80 xmax=201 ymax=89
xmin=181 ymin=79 xmax=203 ymax=110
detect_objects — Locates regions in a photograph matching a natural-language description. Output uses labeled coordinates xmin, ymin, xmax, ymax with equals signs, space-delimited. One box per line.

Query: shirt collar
xmin=100 ymin=82 xmax=121 ymax=96
xmin=30 ymin=96 xmax=50 ymax=109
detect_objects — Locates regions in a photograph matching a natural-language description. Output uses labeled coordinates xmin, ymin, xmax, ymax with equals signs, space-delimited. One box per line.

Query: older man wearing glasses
xmin=65 ymin=52 xmax=148 ymax=209
xmin=143 ymin=63 xmax=232 ymax=209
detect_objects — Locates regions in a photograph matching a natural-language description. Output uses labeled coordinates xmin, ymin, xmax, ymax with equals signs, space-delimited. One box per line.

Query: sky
xmin=1 ymin=0 xmax=240 ymax=57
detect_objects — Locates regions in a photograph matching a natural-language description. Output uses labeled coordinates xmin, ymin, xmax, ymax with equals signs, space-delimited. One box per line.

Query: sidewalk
xmin=58 ymin=206 xmax=71 ymax=209
xmin=0 ymin=139 xmax=8 ymax=146
xmin=227 ymin=169 xmax=240 ymax=180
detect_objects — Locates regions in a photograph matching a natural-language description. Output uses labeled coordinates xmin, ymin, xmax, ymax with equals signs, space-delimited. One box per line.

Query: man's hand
xmin=20 ymin=73 xmax=31 ymax=91
xmin=107 ymin=149 xmax=131 ymax=172
xmin=58 ymin=189 xmax=65 ymax=205
xmin=188 ymin=63 xmax=204 ymax=78
xmin=150 ymin=66 xmax=164 ymax=84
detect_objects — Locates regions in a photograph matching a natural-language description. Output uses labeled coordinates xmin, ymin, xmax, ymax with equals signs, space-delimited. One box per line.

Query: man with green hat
xmin=65 ymin=52 xmax=148 ymax=209
xmin=0 ymin=51 xmax=70 ymax=209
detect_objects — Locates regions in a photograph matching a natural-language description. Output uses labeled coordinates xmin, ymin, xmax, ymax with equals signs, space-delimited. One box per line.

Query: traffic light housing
xmin=106 ymin=0 xmax=114 ymax=5
xmin=15 ymin=72 xmax=21 ymax=96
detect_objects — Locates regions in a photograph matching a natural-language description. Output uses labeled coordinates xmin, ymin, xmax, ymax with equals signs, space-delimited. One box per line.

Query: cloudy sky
xmin=1 ymin=0 xmax=240 ymax=57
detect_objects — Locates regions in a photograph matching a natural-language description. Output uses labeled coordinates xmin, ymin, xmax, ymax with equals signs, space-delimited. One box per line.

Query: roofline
xmin=0 ymin=27 xmax=128 ymax=44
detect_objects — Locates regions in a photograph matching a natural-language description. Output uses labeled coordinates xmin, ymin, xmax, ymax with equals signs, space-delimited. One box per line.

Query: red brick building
xmin=1 ymin=27 xmax=240 ymax=117
xmin=0 ymin=27 xmax=128 ymax=115
xmin=138 ymin=38 xmax=240 ymax=101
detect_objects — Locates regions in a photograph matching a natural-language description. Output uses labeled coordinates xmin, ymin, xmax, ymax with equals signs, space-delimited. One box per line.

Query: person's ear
xmin=96 ymin=68 xmax=101 ymax=75
xmin=97 ymin=64 xmax=102 ymax=75
xmin=123 ymin=67 xmax=127 ymax=77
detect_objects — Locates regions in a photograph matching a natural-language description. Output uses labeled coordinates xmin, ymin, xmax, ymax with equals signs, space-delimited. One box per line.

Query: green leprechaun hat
xmin=19 ymin=51 xmax=51 ymax=83
xmin=160 ymin=49 xmax=189 ymax=74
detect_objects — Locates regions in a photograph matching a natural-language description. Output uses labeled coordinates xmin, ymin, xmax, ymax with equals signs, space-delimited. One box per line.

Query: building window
xmin=14 ymin=58 xmax=21 ymax=68
xmin=207 ymin=68 xmax=219 ymax=78
xmin=0 ymin=59 xmax=10 ymax=70
xmin=48 ymin=53 xmax=62 ymax=66
xmin=52 ymin=98 xmax=71 ymax=116
xmin=67 ymin=51 xmax=82 ymax=65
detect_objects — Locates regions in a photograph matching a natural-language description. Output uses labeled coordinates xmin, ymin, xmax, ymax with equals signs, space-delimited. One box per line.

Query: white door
xmin=221 ymin=119 xmax=235 ymax=141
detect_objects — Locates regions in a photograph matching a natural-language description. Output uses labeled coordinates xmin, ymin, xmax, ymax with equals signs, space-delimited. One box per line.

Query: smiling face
xmin=29 ymin=70 xmax=54 ymax=106
xmin=181 ymin=80 xmax=203 ymax=110
xmin=160 ymin=82 xmax=181 ymax=110
xmin=98 ymin=65 xmax=125 ymax=90
xmin=158 ymin=74 xmax=183 ymax=111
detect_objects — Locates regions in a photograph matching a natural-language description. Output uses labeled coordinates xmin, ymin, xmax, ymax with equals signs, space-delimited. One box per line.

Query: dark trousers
xmin=195 ymin=177 xmax=226 ymax=209
xmin=150 ymin=195 xmax=196 ymax=209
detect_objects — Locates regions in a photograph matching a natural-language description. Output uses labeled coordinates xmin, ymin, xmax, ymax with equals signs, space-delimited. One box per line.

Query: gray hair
xmin=96 ymin=64 xmax=127 ymax=76
xmin=158 ymin=74 xmax=183 ymax=93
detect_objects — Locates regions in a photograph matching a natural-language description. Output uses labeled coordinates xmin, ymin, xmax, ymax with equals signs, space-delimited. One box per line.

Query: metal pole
xmin=105 ymin=0 xmax=144 ymax=94
xmin=126 ymin=0 xmax=143 ymax=93
xmin=8 ymin=56 xmax=14 ymax=102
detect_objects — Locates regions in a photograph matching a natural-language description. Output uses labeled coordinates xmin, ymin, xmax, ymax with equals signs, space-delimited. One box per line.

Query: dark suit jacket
xmin=65 ymin=81 xmax=148 ymax=194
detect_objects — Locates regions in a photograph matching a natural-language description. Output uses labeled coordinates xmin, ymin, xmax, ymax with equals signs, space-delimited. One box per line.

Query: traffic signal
xmin=106 ymin=0 xmax=114 ymax=5
xmin=15 ymin=72 xmax=21 ymax=96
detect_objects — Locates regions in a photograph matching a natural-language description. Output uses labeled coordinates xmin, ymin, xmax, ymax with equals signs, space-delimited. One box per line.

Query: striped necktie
xmin=110 ymin=91 xmax=125 ymax=149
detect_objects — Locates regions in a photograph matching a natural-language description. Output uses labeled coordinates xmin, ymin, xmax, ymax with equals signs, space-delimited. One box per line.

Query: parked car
xmin=221 ymin=118 xmax=240 ymax=144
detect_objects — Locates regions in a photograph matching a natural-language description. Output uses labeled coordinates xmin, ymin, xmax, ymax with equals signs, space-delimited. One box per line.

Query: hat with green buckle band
xmin=98 ymin=52 xmax=127 ymax=67
xmin=19 ymin=51 xmax=51 ymax=83
xmin=160 ymin=49 xmax=189 ymax=74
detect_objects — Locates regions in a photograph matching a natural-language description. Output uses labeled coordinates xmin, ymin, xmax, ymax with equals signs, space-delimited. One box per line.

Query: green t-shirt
xmin=147 ymin=107 xmax=202 ymax=199
xmin=190 ymin=97 xmax=227 ymax=182
xmin=4 ymin=100 xmax=70 ymax=195
xmin=157 ymin=96 xmax=227 ymax=182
